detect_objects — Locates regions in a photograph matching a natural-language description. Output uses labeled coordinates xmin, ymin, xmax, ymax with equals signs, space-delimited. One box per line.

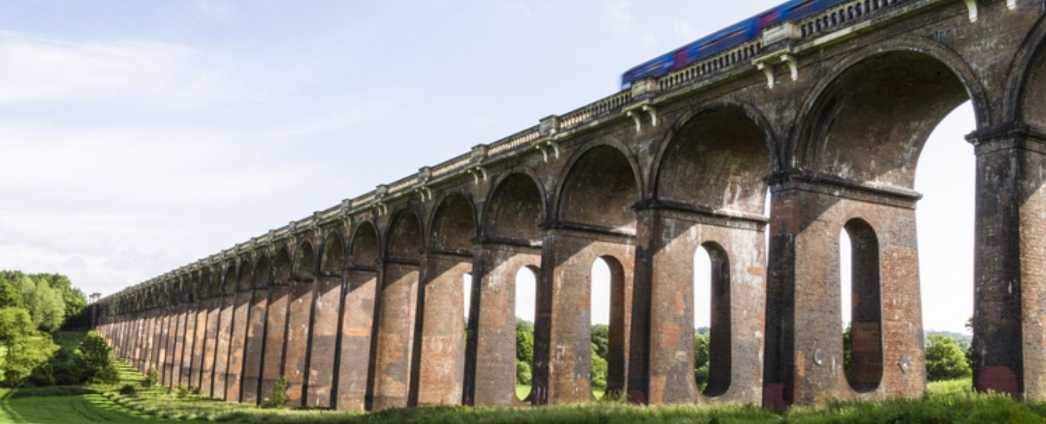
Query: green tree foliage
xmin=0 ymin=307 xmax=59 ymax=386
xmin=591 ymin=343 xmax=608 ymax=391
xmin=36 ymin=274 xmax=86 ymax=326
xmin=20 ymin=278 xmax=66 ymax=332
xmin=0 ymin=278 xmax=24 ymax=308
xmin=516 ymin=360 xmax=532 ymax=385
xmin=694 ymin=334 xmax=710 ymax=391
xmin=591 ymin=324 xmax=609 ymax=360
xmin=926 ymin=334 xmax=973 ymax=381
xmin=0 ymin=271 xmax=86 ymax=332
xmin=516 ymin=320 xmax=534 ymax=386
xmin=78 ymin=331 xmax=119 ymax=383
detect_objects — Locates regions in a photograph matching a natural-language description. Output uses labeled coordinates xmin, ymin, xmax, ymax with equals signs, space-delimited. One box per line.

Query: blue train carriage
xmin=620 ymin=0 xmax=848 ymax=89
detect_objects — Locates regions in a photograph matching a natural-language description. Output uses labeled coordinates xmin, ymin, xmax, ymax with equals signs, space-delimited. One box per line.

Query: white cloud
xmin=0 ymin=31 xmax=251 ymax=107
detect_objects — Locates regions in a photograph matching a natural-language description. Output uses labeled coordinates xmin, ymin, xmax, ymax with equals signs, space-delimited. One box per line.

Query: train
xmin=620 ymin=0 xmax=851 ymax=89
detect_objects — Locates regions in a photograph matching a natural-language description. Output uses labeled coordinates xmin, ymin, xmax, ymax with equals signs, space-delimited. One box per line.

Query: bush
xmin=142 ymin=369 xmax=158 ymax=388
xmin=926 ymin=334 xmax=972 ymax=381
xmin=78 ymin=331 xmax=118 ymax=384
xmin=260 ymin=377 xmax=288 ymax=408
xmin=118 ymin=383 xmax=137 ymax=396
xmin=516 ymin=360 xmax=532 ymax=385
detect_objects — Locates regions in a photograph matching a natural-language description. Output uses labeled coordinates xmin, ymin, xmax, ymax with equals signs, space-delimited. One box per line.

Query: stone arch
xmin=793 ymin=38 xmax=990 ymax=186
xmin=222 ymin=264 xmax=237 ymax=295
xmin=237 ymin=258 xmax=253 ymax=291
xmin=350 ymin=222 xmax=381 ymax=268
xmin=652 ymin=103 xmax=772 ymax=215
xmin=321 ymin=233 xmax=348 ymax=276
xmin=1004 ymin=14 xmax=1046 ymax=125
xmin=483 ymin=172 xmax=546 ymax=244
xmin=274 ymin=247 xmax=293 ymax=284
xmin=252 ymin=255 xmax=271 ymax=289
xmin=555 ymin=143 xmax=642 ymax=232
xmin=294 ymin=240 xmax=318 ymax=281
xmin=430 ymin=193 xmax=477 ymax=253
xmin=386 ymin=209 xmax=423 ymax=260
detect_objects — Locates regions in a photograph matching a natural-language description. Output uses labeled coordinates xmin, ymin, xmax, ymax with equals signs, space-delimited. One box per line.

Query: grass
xmin=3 ymin=365 xmax=1045 ymax=424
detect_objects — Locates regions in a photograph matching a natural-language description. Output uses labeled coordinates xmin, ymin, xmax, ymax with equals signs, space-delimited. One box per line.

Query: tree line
xmin=512 ymin=322 xmax=973 ymax=395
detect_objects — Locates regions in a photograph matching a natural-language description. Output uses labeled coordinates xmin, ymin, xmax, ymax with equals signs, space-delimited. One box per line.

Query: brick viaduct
xmin=91 ymin=0 xmax=1046 ymax=411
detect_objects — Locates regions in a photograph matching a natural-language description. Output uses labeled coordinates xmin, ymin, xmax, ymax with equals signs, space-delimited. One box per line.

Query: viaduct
xmin=92 ymin=0 xmax=1046 ymax=411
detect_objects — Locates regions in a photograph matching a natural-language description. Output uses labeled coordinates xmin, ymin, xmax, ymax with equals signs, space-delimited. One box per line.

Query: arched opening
xmin=840 ymin=219 xmax=882 ymax=393
xmin=589 ymin=256 xmax=624 ymax=400
xmin=558 ymin=145 xmax=639 ymax=233
xmin=322 ymin=235 xmax=348 ymax=275
xmin=515 ymin=266 xmax=538 ymax=402
xmin=693 ymin=242 xmax=731 ymax=397
xmin=799 ymin=49 xmax=980 ymax=397
xmin=486 ymin=173 xmax=544 ymax=245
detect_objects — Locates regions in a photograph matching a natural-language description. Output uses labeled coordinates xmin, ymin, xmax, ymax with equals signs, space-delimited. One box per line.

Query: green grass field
xmin=2 ymin=363 xmax=1044 ymax=424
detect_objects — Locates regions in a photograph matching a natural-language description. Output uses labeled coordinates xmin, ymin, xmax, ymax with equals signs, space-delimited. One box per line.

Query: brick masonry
xmin=94 ymin=0 xmax=1046 ymax=411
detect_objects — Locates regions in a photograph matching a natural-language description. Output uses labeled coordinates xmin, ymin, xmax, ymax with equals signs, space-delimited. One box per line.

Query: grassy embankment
xmin=2 ymin=361 xmax=1044 ymax=424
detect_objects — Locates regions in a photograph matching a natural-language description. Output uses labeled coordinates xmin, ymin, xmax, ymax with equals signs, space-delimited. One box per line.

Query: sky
xmin=0 ymin=1 xmax=975 ymax=333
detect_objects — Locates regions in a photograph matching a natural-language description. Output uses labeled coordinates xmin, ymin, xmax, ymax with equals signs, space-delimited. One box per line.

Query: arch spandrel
xmin=555 ymin=144 xmax=642 ymax=233
xmin=349 ymin=221 xmax=381 ymax=269
xmin=430 ymin=193 xmax=477 ymax=254
xmin=320 ymin=232 xmax=348 ymax=276
xmin=483 ymin=172 xmax=546 ymax=245
xmin=293 ymin=240 xmax=318 ymax=282
xmin=653 ymin=104 xmax=772 ymax=216
xmin=791 ymin=39 xmax=990 ymax=190
xmin=386 ymin=209 xmax=423 ymax=261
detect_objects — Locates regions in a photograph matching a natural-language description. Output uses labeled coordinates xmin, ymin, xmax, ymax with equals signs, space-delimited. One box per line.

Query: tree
xmin=516 ymin=320 xmax=534 ymax=363
xmin=591 ymin=343 xmax=608 ymax=391
xmin=591 ymin=324 xmax=609 ymax=360
xmin=0 ymin=307 xmax=59 ymax=386
xmin=926 ymin=334 xmax=972 ymax=381
xmin=694 ymin=334 xmax=710 ymax=391
xmin=36 ymin=274 xmax=86 ymax=326
xmin=19 ymin=278 xmax=65 ymax=332
xmin=0 ymin=279 xmax=23 ymax=309
xmin=516 ymin=320 xmax=534 ymax=386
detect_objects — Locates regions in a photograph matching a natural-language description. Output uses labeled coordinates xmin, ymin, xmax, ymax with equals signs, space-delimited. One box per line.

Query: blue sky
xmin=0 ymin=0 xmax=975 ymax=333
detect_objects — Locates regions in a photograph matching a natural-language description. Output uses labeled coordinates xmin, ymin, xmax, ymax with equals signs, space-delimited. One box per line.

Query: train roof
xmin=621 ymin=0 xmax=812 ymax=79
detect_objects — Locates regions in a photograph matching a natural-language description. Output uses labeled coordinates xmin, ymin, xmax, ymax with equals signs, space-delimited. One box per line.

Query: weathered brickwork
xmin=94 ymin=0 xmax=1046 ymax=411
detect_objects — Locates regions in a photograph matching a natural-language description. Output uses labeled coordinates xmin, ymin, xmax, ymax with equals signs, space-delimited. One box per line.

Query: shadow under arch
xmin=791 ymin=39 xmax=991 ymax=186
